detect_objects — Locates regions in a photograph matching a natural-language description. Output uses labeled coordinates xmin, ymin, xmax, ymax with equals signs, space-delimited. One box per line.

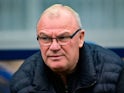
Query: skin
xmin=37 ymin=4 xmax=85 ymax=79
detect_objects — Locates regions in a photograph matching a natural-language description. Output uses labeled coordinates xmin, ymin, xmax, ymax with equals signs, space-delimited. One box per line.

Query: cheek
xmin=40 ymin=46 xmax=48 ymax=61
xmin=63 ymin=43 xmax=79 ymax=70
xmin=64 ymin=41 xmax=79 ymax=60
xmin=70 ymin=40 xmax=80 ymax=56
xmin=70 ymin=39 xmax=80 ymax=50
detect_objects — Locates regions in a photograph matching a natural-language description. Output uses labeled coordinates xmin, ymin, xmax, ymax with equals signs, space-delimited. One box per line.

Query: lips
xmin=48 ymin=55 xmax=63 ymax=60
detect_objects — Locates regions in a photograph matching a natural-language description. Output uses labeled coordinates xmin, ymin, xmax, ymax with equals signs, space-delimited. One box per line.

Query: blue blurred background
xmin=0 ymin=0 xmax=124 ymax=93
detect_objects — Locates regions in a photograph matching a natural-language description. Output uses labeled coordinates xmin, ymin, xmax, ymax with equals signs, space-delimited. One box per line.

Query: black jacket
xmin=10 ymin=43 xmax=124 ymax=93
xmin=117 ymin=67 xmax=124 ymax=93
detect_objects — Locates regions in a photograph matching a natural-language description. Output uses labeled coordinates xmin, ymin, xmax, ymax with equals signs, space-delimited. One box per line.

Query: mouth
xmin=48 ymin=55 xmax=64 ymax=61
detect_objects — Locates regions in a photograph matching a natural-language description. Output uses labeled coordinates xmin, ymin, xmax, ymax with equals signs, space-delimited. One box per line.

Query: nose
xmin=49 ymin=39 xmax=61 ymax=51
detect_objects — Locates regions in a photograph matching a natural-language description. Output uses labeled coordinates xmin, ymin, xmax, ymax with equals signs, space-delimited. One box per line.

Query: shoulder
xmin=17 ymin=51 xmax=42 ymax=72
xmin=84 ymin=43 xmax=123 ymax=74
xmin=81 ymin=43 xmax=124 ymax=75
xmin=13 ymin=51 xmax=42 ymax=77
xmin=84 ymin=42 xmax=123 ymax=65
xmin=10 ymin=51 xmax=43 ymax=92
xmin=82 ymin=43 xmax=124 ymax=77
xmin=117 ymin=67 xmax=124 ymax=93
xmin=83 ymin=43 xmax=124 ymax=92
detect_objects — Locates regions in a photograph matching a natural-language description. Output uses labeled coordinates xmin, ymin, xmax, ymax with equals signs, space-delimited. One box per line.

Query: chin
xmin=46 ymin=60 xmax=68 ymax=71
xmin=50 ymin=65 xmax=67 ymax=72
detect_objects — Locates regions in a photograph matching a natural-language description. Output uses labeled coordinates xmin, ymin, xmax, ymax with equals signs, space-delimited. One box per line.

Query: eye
xmin=58 ymin=36 xmax=70 ymax=42
xmin=38 ymin=36 xmax=51 ymax=42
xmin=58 ymin=36 xmax=66 ymax=39
xmin=42 ymin=37 xmax=51 ymax=40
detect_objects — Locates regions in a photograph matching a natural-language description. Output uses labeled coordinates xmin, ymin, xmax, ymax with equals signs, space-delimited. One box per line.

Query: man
xmin=10 ymin=4 xmax=124 ymax=93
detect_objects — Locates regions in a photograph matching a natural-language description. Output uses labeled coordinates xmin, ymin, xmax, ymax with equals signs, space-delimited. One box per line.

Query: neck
xmin=57 ymin=68 xmax=77 ymax=85
xmin=59 ymin=74 xmax=67 ymax=86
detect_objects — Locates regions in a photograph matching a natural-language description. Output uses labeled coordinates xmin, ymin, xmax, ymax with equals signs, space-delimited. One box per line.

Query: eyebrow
xmin=38 ymin=32 xmax=51 ymax=37
xmin=38 ymin=31 xmax=71 ymax=37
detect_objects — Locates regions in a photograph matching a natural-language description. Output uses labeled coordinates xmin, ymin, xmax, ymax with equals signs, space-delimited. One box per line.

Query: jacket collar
xmin=67 ymin=43 xmax=97 ymax=92
xmin=32 ymin=43 xmax=97 ymax=92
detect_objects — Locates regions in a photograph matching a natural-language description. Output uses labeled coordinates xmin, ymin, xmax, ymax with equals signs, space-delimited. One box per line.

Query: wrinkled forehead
xmin=37 ymin=5 xmax=79 ymax=31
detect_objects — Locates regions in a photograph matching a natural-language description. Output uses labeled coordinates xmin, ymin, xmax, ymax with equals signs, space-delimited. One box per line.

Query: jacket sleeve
xmin=117 ymin=67 xmax=124 ymax=93
xmin=10 ymin=59 xmax=35 ymax=93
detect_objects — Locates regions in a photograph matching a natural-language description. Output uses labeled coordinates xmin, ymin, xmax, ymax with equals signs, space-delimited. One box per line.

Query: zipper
xmin=65 ymin=85 xmax=69 ymax=93
xmin=73 ymin=81 xmax=97 ymax=93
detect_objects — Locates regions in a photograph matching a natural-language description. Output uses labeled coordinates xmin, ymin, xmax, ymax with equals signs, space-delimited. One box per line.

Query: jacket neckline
xmin=65 ymin=43 xmax=97 ymax=92
xmin=33 ymin=43 xmax=97 ymax=92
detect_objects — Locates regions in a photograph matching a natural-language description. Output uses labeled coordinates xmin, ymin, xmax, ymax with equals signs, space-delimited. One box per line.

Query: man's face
xmin=37 ymin=11 xmax=84 ymax=74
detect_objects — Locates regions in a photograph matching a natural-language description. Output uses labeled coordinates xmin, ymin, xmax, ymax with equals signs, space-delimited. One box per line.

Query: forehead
xmin=38 ymin=29 xmax=71 ymax=36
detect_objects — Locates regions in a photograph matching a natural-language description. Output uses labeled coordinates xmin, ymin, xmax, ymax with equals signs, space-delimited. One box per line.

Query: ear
xmin=79 ymin=29 xmax=85 ymax=48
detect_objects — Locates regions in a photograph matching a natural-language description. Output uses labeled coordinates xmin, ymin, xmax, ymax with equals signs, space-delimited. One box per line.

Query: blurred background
xmin=0 ymin=0 xmax=124 ymax=93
